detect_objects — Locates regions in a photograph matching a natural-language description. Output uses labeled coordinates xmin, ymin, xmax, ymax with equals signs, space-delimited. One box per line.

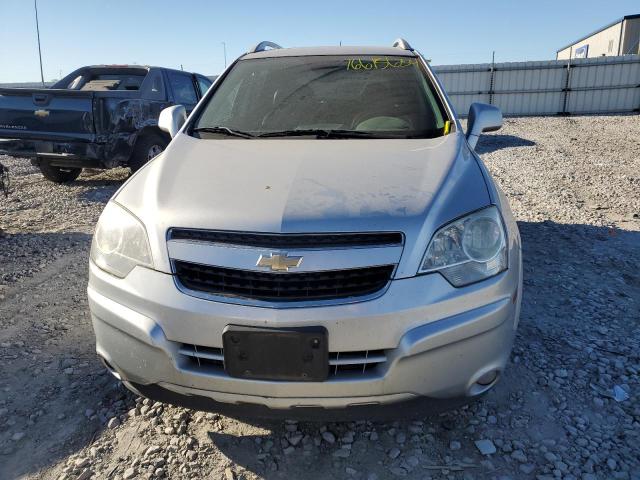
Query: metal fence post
xmin=489 ymin=51 xmax=495 ymax=105
xmin=560 ymin=57 xmax=572 ymax=115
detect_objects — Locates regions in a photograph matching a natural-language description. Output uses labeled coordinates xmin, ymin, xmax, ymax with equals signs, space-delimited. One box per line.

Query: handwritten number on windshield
xmin=346 ymin=57 xmax=418 ymax=71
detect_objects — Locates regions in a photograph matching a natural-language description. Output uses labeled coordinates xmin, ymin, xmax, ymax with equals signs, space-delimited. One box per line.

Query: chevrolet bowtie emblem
xmin=34 ymin=109 xmax=50 ymax=118
xmin=257 ymin=253 xmax=303 ymax=272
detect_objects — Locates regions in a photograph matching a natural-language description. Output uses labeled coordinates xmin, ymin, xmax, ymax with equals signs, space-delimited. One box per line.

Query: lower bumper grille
xmin=179 ymin=344 xmax=224 ymax=369
xmin=174 ymin=261 xmax=394 ymax=302
xmin=329 ymin=350 xmax=386 ymax=375
xmin=178 ymin=344 xmax=387 ymax=378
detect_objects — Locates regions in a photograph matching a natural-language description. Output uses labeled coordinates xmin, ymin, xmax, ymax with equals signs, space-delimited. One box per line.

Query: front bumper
xmin=88 ymin=254 xmax=521 ymax=415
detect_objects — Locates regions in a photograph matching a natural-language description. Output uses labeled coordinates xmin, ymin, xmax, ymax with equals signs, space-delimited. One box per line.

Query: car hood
xmin=116 ymin=132 xmax=490 ymax=276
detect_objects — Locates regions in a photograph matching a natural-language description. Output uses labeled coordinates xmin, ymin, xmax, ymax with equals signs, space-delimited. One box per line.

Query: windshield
xmin=192 ymin=55 xmax=449 ymax=139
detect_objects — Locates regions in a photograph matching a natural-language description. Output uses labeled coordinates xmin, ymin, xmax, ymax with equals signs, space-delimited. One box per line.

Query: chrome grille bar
xmin=328 ymin=353 xmax=387 ymax=366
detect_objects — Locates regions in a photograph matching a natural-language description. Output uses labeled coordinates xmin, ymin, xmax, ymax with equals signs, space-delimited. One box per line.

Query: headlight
xmin=419 ymin=206 xmax=507 ymax=287
xmin=90 ymin=202 xmax=153 ymax=278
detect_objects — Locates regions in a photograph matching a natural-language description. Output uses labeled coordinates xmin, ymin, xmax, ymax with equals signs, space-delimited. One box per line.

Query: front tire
xmin=130 ymin=133 xmax=168 ymax=173
xmin=39 ymin=162 xmax=82 ymax=183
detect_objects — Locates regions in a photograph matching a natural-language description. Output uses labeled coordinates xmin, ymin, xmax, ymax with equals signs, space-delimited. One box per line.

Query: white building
xmin=557 ymin=14 xmax=640 ymax=60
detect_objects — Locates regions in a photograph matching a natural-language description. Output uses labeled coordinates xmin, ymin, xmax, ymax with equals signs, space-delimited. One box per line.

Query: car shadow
xmin=75 ymin=167 xmax=129 ymax=186
xmin=78 ymin=185 xmax=120 ymax=204
xmin=475 ymin=134 xmax=536 ymax=154
xmin=73 ymin=174 xmax=127 ymax=204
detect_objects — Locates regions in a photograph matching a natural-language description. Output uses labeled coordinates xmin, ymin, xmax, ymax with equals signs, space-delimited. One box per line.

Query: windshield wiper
xmin=258 ymin=129 xmax=377 ymax=139
xmin=192 ymin=126 xmax=255 ymax=138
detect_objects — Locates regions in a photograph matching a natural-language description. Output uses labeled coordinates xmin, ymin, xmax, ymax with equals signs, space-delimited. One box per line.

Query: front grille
xmin=174 ymin=261 xmax=394 ymax=302
xmin=168 ymin=229 xmax=403 ymax=249
xmin=178 ymin=344 xmax=387 ymax=378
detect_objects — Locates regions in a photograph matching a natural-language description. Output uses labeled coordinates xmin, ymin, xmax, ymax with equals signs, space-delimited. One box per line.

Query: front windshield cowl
xmin=191 ymin=55 xmax=450 ymax=140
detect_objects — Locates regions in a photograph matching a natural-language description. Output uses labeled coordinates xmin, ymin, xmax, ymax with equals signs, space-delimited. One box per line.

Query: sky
xmin=0 ymin=0 xmax=638 ymax=83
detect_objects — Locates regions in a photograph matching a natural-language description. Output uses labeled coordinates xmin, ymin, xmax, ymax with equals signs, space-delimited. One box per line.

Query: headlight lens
xmin=419 ymin=206 xmax=507 ymax=286
xmin=90 ymin=202 xmax=153 ymax=278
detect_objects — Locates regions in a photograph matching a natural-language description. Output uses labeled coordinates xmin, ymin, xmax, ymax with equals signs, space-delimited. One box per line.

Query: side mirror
xmin=158 ymin=105 xmax=187 ymax=138
xmin=466 ymin=103 xmax=502 ymax=150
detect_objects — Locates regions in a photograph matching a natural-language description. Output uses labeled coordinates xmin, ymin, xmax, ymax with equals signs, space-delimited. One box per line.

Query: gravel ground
xmin=0 ymin=115 xmax=639 ymax=480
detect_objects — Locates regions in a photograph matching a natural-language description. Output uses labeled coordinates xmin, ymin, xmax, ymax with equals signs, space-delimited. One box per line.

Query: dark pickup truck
xmin=0 ymin=65 xmax=212 ymax=182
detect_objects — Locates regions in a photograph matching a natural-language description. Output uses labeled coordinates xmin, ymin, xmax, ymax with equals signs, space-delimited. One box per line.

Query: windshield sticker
xmin=346 ymin=57 xmax=418 ymax=71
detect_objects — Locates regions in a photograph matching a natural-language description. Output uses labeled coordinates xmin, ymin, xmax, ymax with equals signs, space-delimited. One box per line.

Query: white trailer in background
xmin=556 ymin=14 xmax=640 ymax=60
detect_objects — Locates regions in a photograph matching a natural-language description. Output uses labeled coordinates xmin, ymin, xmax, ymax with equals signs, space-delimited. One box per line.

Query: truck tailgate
xmin=0 ymin=88 xmax=96 ymax=142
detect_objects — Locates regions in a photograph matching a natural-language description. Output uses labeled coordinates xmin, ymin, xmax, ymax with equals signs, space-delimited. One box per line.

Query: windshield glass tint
xmin=193 ymin=55 xmax=447 ymax=138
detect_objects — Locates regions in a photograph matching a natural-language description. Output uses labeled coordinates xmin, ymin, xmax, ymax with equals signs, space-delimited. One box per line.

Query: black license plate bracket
xmin=222 ymin=326 xmax=328 ymax=382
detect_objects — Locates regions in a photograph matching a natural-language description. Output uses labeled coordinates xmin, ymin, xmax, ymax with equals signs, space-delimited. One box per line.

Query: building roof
xmin=556 ymin=14 xmax=640 ymax=52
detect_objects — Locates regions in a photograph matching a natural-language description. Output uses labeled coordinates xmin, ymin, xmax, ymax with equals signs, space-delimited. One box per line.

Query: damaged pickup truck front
xmin=0 ymin=65 xmax=212 ymax=182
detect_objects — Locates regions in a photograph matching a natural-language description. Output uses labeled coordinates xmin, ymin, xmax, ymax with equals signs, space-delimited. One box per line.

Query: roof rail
xmin=248 ymin=41 xmax=282 ymax=53
xmin=392 ymin=38 xmax=413 ymax=51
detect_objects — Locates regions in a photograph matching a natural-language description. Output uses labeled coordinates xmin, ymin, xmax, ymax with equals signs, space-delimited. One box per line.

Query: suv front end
xmin=87 ymin=40 xmax=522 ymax=419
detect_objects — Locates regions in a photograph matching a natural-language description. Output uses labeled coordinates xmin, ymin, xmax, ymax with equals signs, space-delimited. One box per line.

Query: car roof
xmin=243 ymin=46 xmax=417 ymax=60
xmin=85 ymin=65 xmax=204 ymax=76
xmin=87 ymin=65 xmax=151 ymax=70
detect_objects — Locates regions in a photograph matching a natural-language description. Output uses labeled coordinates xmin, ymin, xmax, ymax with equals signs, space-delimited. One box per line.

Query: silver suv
xmin=88 ymin=39 xmax=522 ymax=419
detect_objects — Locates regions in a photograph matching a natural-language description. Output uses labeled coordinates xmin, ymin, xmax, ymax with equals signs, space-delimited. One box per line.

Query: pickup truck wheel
xmin=39 ymin=163 xmax=82 ymax=183
xmin=130 ymin=134 xmax=168 ymax=172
